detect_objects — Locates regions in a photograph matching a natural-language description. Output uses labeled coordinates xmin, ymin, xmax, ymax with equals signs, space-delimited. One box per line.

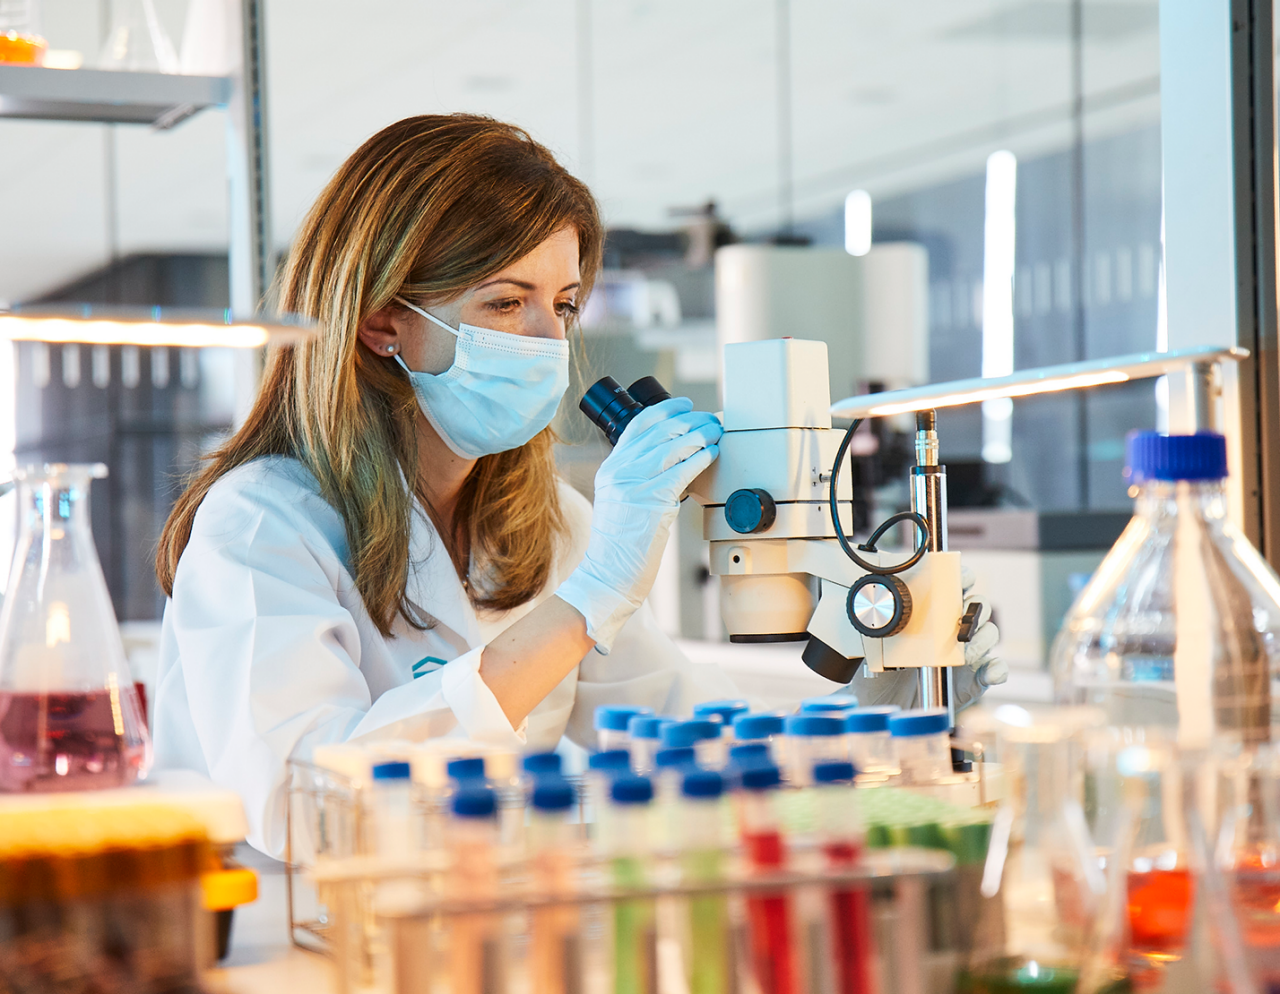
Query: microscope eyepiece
xmin=580 ymin=375 xmax=672 ymax=445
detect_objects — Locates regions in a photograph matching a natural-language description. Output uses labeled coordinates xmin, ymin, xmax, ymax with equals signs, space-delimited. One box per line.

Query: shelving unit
xmin=0 ymin=65 xmax=230 ymax=128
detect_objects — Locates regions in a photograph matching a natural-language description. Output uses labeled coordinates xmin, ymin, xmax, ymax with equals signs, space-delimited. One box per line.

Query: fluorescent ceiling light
xmin=0 ymin=307 xmax=314 ymax=348
xmin=981 ymin=150 xmax=1017 ymax=463
xmin=830 ymin=345 xmax=1249 ymax=420
xmin=844 ymin=190 xmax=872 ymax=257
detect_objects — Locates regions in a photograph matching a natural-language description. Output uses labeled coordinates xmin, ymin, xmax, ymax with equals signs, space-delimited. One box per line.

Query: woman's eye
xmin=556 ymin=300 xmax=580 ymax=317
xmin=485 ymin=298 xmax=521 ymax=313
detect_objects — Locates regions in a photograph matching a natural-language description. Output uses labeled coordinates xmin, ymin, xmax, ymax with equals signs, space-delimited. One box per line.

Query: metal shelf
xmin=0 ymin=65 xmax=231 ymax=129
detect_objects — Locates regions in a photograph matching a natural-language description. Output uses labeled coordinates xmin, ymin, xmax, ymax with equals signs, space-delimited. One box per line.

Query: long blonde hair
xmin=157 ymin=115 xmax=604 ymax=635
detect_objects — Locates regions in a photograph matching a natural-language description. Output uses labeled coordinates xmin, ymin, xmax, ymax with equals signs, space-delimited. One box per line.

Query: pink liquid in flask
xmin=0 ymin=688 xmax=148 ymax=791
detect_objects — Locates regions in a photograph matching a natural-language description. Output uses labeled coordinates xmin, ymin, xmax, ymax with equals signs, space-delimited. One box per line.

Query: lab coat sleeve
xmin=167 ymin=470 xmax=523 ymax=857
xmin=564 ymin=599 xmax=741 ymax=750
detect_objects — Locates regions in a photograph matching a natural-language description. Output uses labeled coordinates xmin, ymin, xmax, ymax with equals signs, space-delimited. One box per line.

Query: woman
xmin=151 ymin=115 xmax=735 ymax=856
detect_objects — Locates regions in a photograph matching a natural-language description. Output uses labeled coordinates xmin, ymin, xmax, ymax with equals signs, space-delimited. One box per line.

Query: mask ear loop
xmin=394 ymin=295 xmax=461 ymax=337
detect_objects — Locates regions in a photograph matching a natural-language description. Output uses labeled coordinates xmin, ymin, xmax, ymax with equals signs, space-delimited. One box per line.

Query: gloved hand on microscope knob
xmin=847 ymin=566 xmax=1007 ymax=711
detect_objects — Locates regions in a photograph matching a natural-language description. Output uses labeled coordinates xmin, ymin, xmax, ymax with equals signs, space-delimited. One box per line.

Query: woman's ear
xmin=357 ymin=305 xmax=404 ymax=357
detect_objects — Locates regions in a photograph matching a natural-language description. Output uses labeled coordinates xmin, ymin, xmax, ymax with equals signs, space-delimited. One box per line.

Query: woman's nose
xmin=527 ymin=302 xmax=567 ymax=340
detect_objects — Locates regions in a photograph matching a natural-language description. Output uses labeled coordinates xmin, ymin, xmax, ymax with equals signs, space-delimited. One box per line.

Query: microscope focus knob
xmin=725 ymin=488 xmax=777 ymax=534
xmin=846 ymin=574 xmax=912 ymax=638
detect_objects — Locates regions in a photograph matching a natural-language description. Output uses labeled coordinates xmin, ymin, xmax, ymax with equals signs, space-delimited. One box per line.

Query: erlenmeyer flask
xmin=958 ymin=705 xmax=1117 ymax=993
xmin=0 ymin=464 xmax=150 ymax=791
xmin=97 ymin=0 xmax=178 ymax=73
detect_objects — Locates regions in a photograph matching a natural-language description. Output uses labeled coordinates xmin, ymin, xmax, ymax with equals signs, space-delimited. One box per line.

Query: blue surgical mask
xmin=392 ymin=296 xmax=569 ymax=458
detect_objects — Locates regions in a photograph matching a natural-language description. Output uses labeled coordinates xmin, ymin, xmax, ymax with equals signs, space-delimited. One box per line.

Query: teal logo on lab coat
xmin=412 ymin=656 xmax=447 ymax=678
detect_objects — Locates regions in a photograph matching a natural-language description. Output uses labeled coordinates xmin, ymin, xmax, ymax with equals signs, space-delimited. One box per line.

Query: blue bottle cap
xmin=594 ymin=705 xmax=654 ymax=732
xmin=452 ymin=784 xmax=496 ymax=818
xmin=1126 ymin=431 xmax=1227 ymax=483
xmin=588 ymin=749 xmax=631 ymax=772
xmin=784 ymin=714 xmax=845 ymax=737
xmin=799 ymin=695 xmax=859 ymax=714
xmin=660 ymin=720 xmax=722 ymax=749
xmin=610 ymin=774 xmax=654 ymax=805
xmin=447 ymin=757 xmax=486 ymax=780
xmin=654 ymin=746 xmax=697 ymax=769
xmin=733 ymin=713 xmax=786 ymax=740
xmin=372 ymin=761 xmax=411 ymax=781
xmin=844 ymin=706 xmax=901 ymax=733
xmin=530 ymin=776 xmax=576 ymax=812
xmin=681 ymin=770 xmax=724 ymax=799
xmin=728 ymin=742 xmax=770 ymax=765
xmin=888 ymin=708 xmax=950 ymax=737
xmin=693 ymin=700 xmax=750 ymax=724
xmin=813 ymin=761 xmax=857 ymax=784
xmin=739 ymin=764 xmax=782 ymax=791
xmin=628 ymin=715 xmax=676 ymax=740
xmin=522 ymin=752 xmax=562 ymax=775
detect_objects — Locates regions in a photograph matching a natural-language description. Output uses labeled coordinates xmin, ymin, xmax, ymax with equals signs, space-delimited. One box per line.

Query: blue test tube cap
xmin=844 ymin=706 xmax=901 ymax=733
xmin=530 ymin=775 xmax=576 ymax=812
xmin=800 ymin=695 xmax=860 ymax=714
xmin=628 ymin=714 xmax=676 ymax=740
xmin=783 ymin=714 xmax=845 ymax=737
xmin=589 ymin=749 xmax=631 ymax=773
xmin=732 ymin=712 xmax=785 ymax=741
xmin=447 ymin=756 xmax=486 ymax=780
xmin=739 ymin=764 xmax=782 ymax=791
xmin=888 ymin=708 xmax=951 ymax=737
xmin=610 ymin=774 xmax=654 ymax=805
xmin=681 ymin=769 xmax=724 ymax=799
xmin=728 ymin=742 xmax=770 ymax=766
xmin=372 ymin=760 xmax=411 ymax=781
xmin=660 ymin=719 xmax=722 ymax=749
xmin=522 ymin=751 xmax=562 ymax=776
xmin=813 ymin=761 xmax=857 ymax=784
xmin=693 ymin=699 xmax=750 ymax=725
xmin=452 ymin=783 xmax=497 ymax=818
xmin=654 ymin=746 xmax=698 ymax=770
xmin=595 ymin=705 xmax=654 ymax=732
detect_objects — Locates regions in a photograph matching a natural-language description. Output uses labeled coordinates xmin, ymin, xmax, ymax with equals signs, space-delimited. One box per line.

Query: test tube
xmin=600 ymin=774 xmax=656 ymax=994
xmin=679 ymin=770 xmax=730 ymax=994
xmin=693 ymin=700 xmax=750 ymax=739
xmin=586 ymin=749 xmax=632 ymax=828
xmin=627 ymin=714 xmax=675 ymax=774
xmin=783 ymin=715 xmax=847 ymax=787
xmin=370 ymin=760 xmax=416 ymax=856
xmin=798 ymin=695 xmax=860 ymax=716
xmin=527 ymin=776 xmax=581 ymax=994
xmin=844 ymin=706 xmax=900 ymax=777
xmin=735 ymin=764 xmax=799 ymax=994
xmin=661 ymin=719 xmax=726 ymax=769
xmin=811 ymin=762 xmax=874 ymax=994
xmin=732 ymin=713 xmax=786 ymax=766
xmin=447 ymin=783 xmax=501 ymax=994
xmin=595 ymin=705 xmax=654 ymax=752
xmin=888 ymin=708 xmax=952 ymax=784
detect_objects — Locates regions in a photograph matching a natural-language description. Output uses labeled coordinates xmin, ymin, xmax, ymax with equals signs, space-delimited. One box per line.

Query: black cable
xmin=828 ymin=418 xmax=930 ymax=576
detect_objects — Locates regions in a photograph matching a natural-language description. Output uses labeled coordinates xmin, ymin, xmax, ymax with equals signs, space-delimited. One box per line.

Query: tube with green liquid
xmin=599 ymin=773 xmax=656 ymax=994
xmin=679 ymin=769 xmax=731 ymax=994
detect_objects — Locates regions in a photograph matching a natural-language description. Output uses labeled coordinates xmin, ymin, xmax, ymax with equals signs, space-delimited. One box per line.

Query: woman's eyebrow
xmin=474 ymin=278 xmax=582 ymax=293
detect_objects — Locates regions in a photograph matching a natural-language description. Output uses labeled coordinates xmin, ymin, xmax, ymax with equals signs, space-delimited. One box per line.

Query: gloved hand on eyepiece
xmin=847 ymin=565 xmax=1006 ymax=710
xmin=556 ymin=397 xmax=722 ymax=654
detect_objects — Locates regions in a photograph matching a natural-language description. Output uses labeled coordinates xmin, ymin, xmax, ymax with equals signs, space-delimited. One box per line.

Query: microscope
xmin=581 ymin=338 xmax=981 ymax=724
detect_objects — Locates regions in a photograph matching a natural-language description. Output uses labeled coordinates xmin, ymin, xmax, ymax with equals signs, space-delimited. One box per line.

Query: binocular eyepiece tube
xmin=579 ymin=375 xmax=672 ymax=445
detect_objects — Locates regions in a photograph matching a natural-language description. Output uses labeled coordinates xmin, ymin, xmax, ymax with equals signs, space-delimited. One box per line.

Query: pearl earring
xmin=386 ymin=345 xmax=396 ymax=353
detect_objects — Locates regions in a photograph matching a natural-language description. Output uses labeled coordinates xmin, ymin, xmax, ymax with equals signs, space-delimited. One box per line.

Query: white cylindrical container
xmin=660 ymin=720 xmax=726 ymax=770
xmin=730 ymin=713 xmax=785 ymax=766
xmin=594 ymin=705 xmax=654 ymax=752
xmin=627 ymin=715 xmax=675 ymax=774
xmin=782 ymin=715 xmax=846 ymax=786
xmin=888 ymin=709 xmax=951 ymax=784
xmin=370 ymin=760 xmax=416 ymax=856
xmin=844 ymin=706 xmax=900 ymax=776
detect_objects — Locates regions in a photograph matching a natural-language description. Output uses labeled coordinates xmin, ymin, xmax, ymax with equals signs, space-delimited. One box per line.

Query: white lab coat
xmin=152 ymin=455 xmax=736 ymax=856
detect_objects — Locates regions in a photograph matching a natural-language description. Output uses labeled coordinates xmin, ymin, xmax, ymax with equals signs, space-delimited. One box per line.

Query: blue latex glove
xmin=557 ymin=397 xmax=722 ymax=653
xmin=846 ymin=565 xmax=1005 ymax=710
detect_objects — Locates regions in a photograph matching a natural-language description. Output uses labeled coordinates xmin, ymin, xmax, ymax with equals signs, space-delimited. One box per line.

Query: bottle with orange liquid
xmin=0 ymin=0 xmax=46 ymax=65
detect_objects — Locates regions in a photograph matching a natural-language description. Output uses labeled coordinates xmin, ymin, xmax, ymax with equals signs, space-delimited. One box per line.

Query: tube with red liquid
xmin=735 ymin=763 xmax=799 ymax=994
xmin=813 ymin=761 xmax=876 ymax=994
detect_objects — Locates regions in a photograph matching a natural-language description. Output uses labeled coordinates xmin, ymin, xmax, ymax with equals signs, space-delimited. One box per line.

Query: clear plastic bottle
xmin=889 ymin=709 xmax=951 ymax=784
xmin=1052 ymin=432 xmax=1280 ymax=746
xmin=595 ymin=705 xmax=653 ymax=752
xmin=732 ymin=713 xmax=785 ymax=765
xmin=678 ymin=770 xmax=730 ymax=994
xmin=527 ymin=776 xmax=580 ymax=994
xmin=661 ymin=719 xmax=725 ymax=769
xmin=627 ymin=714 xmax=674 ymax=774
xmin=600 ymin=774 xmax=656 ymax=994
xmin=0 ymin=464 xmax=150 ymax=792
xmin=370 ymin=760 xmax=416 ymax=856
xmin=693 ymin=699 xmax=749 ymax=739
xmin=783 ymin=714 xmax=846 ymax=786
xmin=844 ymin=706 xmax=900 ymax=777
